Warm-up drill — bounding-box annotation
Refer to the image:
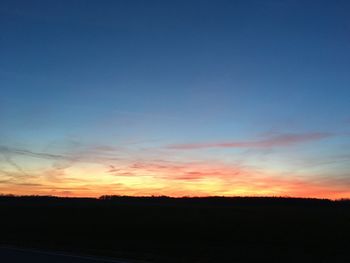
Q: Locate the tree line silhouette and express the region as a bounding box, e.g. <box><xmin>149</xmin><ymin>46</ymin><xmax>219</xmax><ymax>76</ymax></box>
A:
<box><xmin>1</xmin><ymin>194</ymin><xmax>350</xmax><ymax>262</ymax></box>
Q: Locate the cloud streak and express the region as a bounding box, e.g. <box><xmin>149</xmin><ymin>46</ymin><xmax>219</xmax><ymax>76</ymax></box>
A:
<box><xmin>167</xmin><ymin>132</ymin><xmax>332</xmax><ymax>150</ymax></box>
<box><xmin>0</xmin><ymin>145</ymin><xmax>71</xmax><ymax>161</ymax></box>
<box><xmin>0</xmin><ymin>144</ymin><xmax>122</xmax><ymax>164</ymax></box>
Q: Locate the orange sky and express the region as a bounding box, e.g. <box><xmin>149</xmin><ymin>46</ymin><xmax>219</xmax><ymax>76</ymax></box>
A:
<box><xmin>1</xmin><ymin>156</ymin><xmax>349</xmax><ymax>199</ymax></box>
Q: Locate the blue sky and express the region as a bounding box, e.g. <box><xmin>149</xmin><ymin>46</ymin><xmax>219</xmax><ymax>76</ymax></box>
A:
<box><xmin>1</xmin><ymin>0</ymin><xmax>350</xmax><ymax>197</ymax></box>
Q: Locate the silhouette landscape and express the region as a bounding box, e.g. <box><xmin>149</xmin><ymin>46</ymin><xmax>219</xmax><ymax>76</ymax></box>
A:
<box><xmin>1</xmin><ymin>195</ymin><xmax>350</xmax><ymax>262</ymax></box>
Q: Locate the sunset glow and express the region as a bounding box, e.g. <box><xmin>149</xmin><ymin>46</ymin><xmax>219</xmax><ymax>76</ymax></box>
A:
<box><xmin>1</xmin><ymin>1</ymin><xmax>349</xmax><ymax>199</ymax></box>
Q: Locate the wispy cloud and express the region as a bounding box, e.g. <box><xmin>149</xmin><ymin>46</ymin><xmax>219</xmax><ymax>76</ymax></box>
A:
<box><xmin>167</xmin><ymin>132</ymin><xmax>332</xmax><ymax>150</ymax></box>
<box><xmin>106</xmin><ymin>159</ymin><xmax>255</xmax><ymax>183</ymax></box>
<box><xmin>0</xmin><ymin>144</ymin><xmax>122</xmax><ymax>164</ymax></box>
<box><xmin>0</xmin><ymin>145</ymin><xmax>71</xmax><ymax>161</ymax></box>
<box><xmin>1</xmin><ymin>153</ymin><xmax>28</xmax><ymax>176</ymax></box>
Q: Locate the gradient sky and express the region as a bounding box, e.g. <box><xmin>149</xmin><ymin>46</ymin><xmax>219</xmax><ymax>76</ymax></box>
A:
<box><xmin>1</xmin><ymin>0</ymin><xmax>350</xmax><ymax>198</ymax></box>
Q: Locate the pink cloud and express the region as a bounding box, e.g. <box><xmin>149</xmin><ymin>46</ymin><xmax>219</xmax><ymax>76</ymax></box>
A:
<box><xmin>167</xmin><ymin>132</ymin><xmax>332</xmax><ymax>150</ymax></box>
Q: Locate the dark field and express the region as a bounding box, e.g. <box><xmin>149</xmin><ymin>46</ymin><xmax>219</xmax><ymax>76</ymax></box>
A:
<box><xmin>0</xmin><ymin>246</ymin><xmax>130</xmax><ymax>263</ymax></box>
<box><xmin>1</xmin><ymin>195</ymin><xmax>350</xmax><ymax>262</ymax></box>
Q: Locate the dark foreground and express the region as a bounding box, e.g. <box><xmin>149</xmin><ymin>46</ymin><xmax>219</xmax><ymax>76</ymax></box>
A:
<box><xmin>0</xmin><ymin>247</ymin><xmax>131</xmax><ymax>263</ymax></box>
<box><xmin>1</xmin><ymin>195</ymin><xmax>350</xmax><ymax>262</ymax></box>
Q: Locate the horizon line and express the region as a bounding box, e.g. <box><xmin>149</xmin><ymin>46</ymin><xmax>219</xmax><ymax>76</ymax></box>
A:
<box><xmin>2</xmin><ymin>193</ymin><xmax>349</xmax><ymax>201</ymax></box>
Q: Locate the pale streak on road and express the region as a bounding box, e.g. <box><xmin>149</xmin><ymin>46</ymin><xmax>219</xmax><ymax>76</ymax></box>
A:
<box><xmin>0</xmin><ymin>247</ymin><xmax>134</xmax><ymax>263</ymax></box>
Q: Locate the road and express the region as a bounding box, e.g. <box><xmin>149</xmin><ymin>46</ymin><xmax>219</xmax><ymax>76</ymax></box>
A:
<box><xmin>0</xmin><ymin>246</ymin><xmax>133</xmax><ymax>263</ymax></box>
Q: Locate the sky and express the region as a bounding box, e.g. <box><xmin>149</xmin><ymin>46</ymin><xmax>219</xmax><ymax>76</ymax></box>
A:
<box><xmin>1</xmin><ymin>0</ymin><xmax>350</xmax><ymax>198</ymax></box>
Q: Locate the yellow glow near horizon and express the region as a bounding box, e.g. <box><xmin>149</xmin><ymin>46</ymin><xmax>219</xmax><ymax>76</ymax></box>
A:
<box><xmin>1</xmin><ymin>160</ymin><xmax>349</xmax><ymax>199</ymax></box>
